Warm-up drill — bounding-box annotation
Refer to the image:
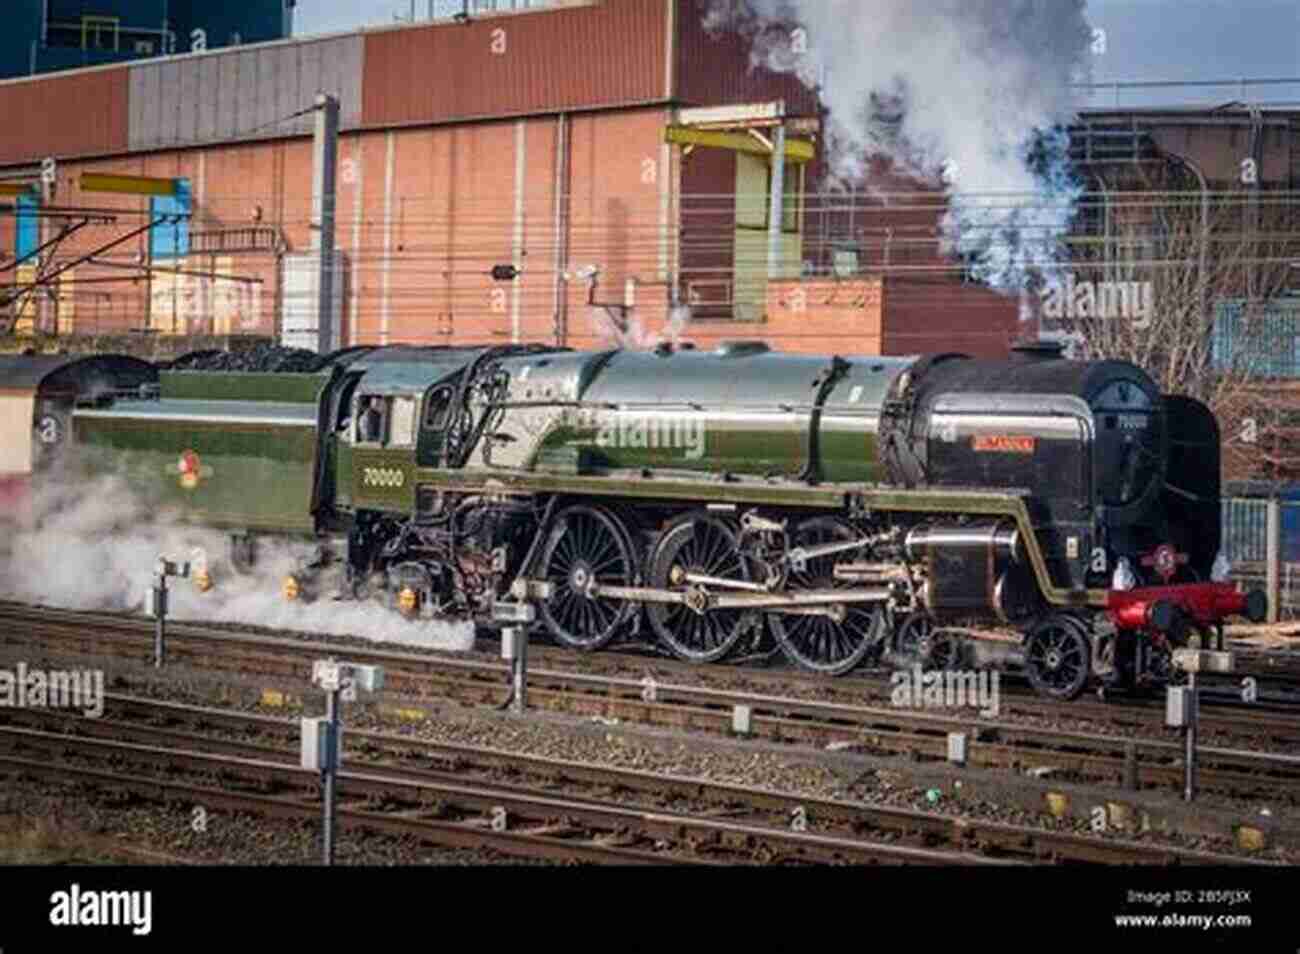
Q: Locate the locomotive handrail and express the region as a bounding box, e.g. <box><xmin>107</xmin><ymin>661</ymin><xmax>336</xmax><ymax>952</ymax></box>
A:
<box><xmin>491</xmin><ymin>400</ymin><xmax>619</xmax><ymax>411</ymax></box>
<box><xmin>573</xmin><ymin>401</ymin><xmax>877</xmax><ymax>415</ymax></box>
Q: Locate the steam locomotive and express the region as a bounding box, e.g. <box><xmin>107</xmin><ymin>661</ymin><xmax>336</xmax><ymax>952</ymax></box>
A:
<box><xmin>7</xmin><ymin>340</ymin><xmax>1267</xmax><ymax>700</ymax></box>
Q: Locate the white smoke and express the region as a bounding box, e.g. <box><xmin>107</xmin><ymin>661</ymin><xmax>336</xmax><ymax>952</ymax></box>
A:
<box><xmin>706</xmin><ymin>0</ymin><xmax>1093</xmax><ymax>290</ymax></box>
<box><xmin>589</xmin><ymin>304</ymin><xmax>694</xmax><ymax>350</ymax></box>
<box><xmin>0</xmin><ymin>463</ymin><xmax>475</xmax><ymax>651</ymax></box>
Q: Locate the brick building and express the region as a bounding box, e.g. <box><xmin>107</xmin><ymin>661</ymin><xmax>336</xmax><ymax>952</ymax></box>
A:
<box><xmin>0</xmin><ymin>0</ymin><xmax>1028</xmax><ymax>358</ymax></box>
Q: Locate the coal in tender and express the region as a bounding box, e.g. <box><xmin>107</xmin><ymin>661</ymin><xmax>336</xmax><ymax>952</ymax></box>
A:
<box><xmin>166</xmin><ymin>344</ymin><xmax>327</xmax><ymax>373</ymax></box>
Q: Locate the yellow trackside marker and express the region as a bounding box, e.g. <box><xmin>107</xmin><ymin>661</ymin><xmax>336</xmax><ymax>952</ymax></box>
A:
<box><xmin>1045</xmin><ymin>792</ymin><xmax>1069</xmax><ymax>818</ymax></box>
<box><xmin>1106</xmin><ymin>801</ymin><xmax>1134</xmax><ymax>831</ymax></box>
<box><xmin>383</xmin><ymin>707</ymin><xmax>428</xmax><ymax>723</ymax></box>
<box><xmin>397</xmin><ymin>587</ymin><xmax>418</xmax><ymax>616</ymax></box>
<box><xmin>282</xmin><ymin>576</ymin><xmax>301</xmax><ymax>601</ymax></box>
<box><xmin>193</xmin><ymin>569</ymin><xmax>213</xmax><ymax>593</ymax></box>
<box><xmin>1235</xmin><ymin>826</ymin><xmax>1266</xmax><ymax>852</ymax></box>
<box><xmin>261</xmin><ymin>689</ymin><xmax>285</xmax><ymax>708</ymax></box>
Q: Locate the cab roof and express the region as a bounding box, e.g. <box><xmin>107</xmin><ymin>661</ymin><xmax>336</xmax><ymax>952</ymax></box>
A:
<box><xmin>0</xmin><ymin>354</ymin><xmax>157</xmax><ymax>396</ymax></box>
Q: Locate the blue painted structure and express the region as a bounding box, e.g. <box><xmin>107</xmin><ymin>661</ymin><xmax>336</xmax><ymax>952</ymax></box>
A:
<box><xmin>150</xmin><ymin>178</ymin><xmax>191</xmax><ymax>259</ymax></box>
<box><xmin>0</xmin><ymin>1</ymin><xmax>292</xmax><ymax>81</ymax></box>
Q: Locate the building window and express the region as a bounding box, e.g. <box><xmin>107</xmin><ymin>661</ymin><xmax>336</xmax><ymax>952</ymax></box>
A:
<box><xmin>150</xmin><ymin>179</ymin><xmax>192</xmax><ymax>260</ymax></box>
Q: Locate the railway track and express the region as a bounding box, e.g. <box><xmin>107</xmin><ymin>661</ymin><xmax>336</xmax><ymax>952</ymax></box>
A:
<box><xmin>4</xmin><ymin>600</ymin><xmax>1298</xmax><ymax>728</ymax></box>
<box><xmin>0</xmin><ymin>695</ymin><xmax>1278</xmax><ymax>866</ymax></box>
<box><xmin>0</xmin><ymin>720</ymin><xmax>1018</xmax><ymax>866</ymax></box>
<box><xmin>2</xmin><ymin>603</ymin><xmax>1299</xmax><ymax>805</ymax></box>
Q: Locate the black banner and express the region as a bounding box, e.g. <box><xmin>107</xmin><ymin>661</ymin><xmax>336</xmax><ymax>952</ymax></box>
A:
<box><xmin>0</xmin><ymin>866</ymin><xmax>1292</xmax><ymax>949</ymax></box>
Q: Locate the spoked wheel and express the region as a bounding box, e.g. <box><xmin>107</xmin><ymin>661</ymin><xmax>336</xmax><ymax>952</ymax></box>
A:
<box><xmin>537</xmin><ymin>505</ymin><xmax>637</xmax><ymax>651</ymax></box>
<box><xmin>645</xmin><ymin>513</ymin><xmax>757</xmax><ymax>663</ymax></box>
<box><xmin>892</xmin><ymin>612</ymin><xmax>958</xmax><ymax>668</ymax></box>
<box><xmin>1023</xmin><ymin>614</ymin><xmax>1092</xmax><ymax>701</ymax></box>
<box><xmin>769</xmin><ymin>517</ymin><xmax>887</xmax><ymax>675</ymax></box>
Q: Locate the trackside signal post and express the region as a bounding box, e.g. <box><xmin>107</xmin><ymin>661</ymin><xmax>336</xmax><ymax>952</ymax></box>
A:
<box><xmin>149</xmin><ymin>557</ymin><xmax>191</xmax><ymax>668</ymax></box>
<box><xmin>148</xmin><ymin>551</ymin><xmax>211</xmax><ymax>667</ymax></box>
<box><xmin>494</xmin><ymin>594</ymin><xmax>542</xmax><ymax>713</ymax></box>
<box><xmin>1166</xmin><ymin>649</ymin><xmax>1234</xmax><ymax>802</ymax></box>
<box><xmin>304</xmin><ymin>660</ymin><xmax>385</xmax><ymax>865</ymax></box>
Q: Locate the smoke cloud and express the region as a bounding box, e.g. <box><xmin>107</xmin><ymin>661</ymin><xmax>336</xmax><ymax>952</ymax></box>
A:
<box><xmin>0</xmin><ymin>461</ymin><xmax>475</xmax><ymax>652</ymax></box>
<box><xmin>706</xmin><ymin>0</ymin><xmax>1094</xmax><ymax>290</ymax></box>
<box><xmin>589</xmin><ymin>304</ymin><xmax>694</xmax><ymax>350</ymax></box>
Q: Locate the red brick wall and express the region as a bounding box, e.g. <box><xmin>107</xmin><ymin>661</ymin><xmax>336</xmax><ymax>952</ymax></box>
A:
<box><xmin>881</xmin><ymin>277</ymin><xmax>1022</xmax><ymax>357</ymax></box>
<box><xmin>7</xmin><ymin>104</ymin><xmax>1020</xmax><ymax>361</ymax></box>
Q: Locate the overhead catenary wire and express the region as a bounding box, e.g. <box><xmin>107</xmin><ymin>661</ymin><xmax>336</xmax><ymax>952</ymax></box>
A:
<box><xmin>9</xmin><ymin>187</ymin><xmax>1298</xmax><ymax>342</ymax></box>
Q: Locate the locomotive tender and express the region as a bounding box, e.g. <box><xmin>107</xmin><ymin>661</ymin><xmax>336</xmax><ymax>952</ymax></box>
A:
<box><xmin>16</xmin><ymin>340</ymin><xmax>1267</xmax><ymax>700</ymax></box>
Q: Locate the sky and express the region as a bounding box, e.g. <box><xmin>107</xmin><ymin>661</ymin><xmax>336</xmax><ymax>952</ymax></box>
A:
<box><xmin>293</xmin><ymin>0</ymin><xmax>1300</xmax><ymax>106</ymax></box>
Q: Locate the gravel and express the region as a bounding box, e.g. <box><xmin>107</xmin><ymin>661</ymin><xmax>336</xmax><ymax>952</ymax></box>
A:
<box><xmin>70</xmin><ymin>665</ymin><xmax>1295</xmax><ymax>864</ymax></box>
<box><xmin>0</xmin><ymin>776</ymin><xmax>554</xmax><ymax>866</ymax></box>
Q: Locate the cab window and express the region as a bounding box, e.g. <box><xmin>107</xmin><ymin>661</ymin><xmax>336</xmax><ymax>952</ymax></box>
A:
<box><xmin>355</xmin><ymin>395</ymin><xmax>418</xmax><ymax>447</ymax></box>
<box><xmin>355</xmin><ymin>395</ymin><xmax>387</xmax><ymax>445</ymax></box>
<box><xmin>389</xmin><ymin>397</ymin><xmax>417</xmax><ymax>447</ymax></box>
<box><xmin>425</xmin><ymin>386</ymin><xmax>454</xmax><ymax>431</ymax></box>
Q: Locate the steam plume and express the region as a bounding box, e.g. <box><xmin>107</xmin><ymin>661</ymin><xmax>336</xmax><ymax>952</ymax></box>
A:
<box><xmin>589</xmin><ymin>304</ymin><xmax>694</xmax><ymax>350</ymax></box>
<box><xmin>0</xmin><ymin>462</ymin><xmax>475</xmax><ymax>651</ymax></box>
<box><xmin>706</xmin><ymin>0</ymin><xmax>1094</xmax><ymax>290</ymax></box>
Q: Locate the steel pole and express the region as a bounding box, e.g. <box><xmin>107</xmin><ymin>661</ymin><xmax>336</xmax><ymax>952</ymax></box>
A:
<box><xmin>311</xmin><ymin>93</ymin><xmax>340</xmax><ymax>354</ymax></box>
<box><xmin>154</xmin><ymin>574</ymin><xmax>166</xmax><ymax>668</ymax></box>
<box><xmin>767</xmin><ymin>120</ymin><xmax>787</xmax><ymax>282</ymax></box>
<box><xmin>323</xmin><ymin>687</ymin><xmax>338</xmax><ymax>865</ymax></box>
<box><xmin>513</xmin><ymin>630</ymin><xmax>527</xmax><ymax>714</ymax></box>
<box><xmin>1267</xmin><ymin>497</ymin><xmax>1281</xmax><ymax>623</ymax></box>
<box><xmin>1184</xmin><ymin>672</ymin><xmax>1197</xmax><ymax>802</ymax></box>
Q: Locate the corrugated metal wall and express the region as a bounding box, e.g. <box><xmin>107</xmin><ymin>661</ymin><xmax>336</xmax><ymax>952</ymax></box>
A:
<box><xmin>361</xmin><ymin>0</ymin><xmax>669</xmax><ymax>127</ymax></box>
<box><xmin>0</xmin><ymin>68</ymin><xmax>130</xmax><ymax>165</ymax></box>
<box><xmin>128</xmin><ymin>35</ymin><xmax>364</xmax><ymax>151</ymax></box>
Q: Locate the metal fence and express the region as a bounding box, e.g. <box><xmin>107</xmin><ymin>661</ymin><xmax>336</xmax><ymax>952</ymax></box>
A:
<box><xmin>1221</xmin><ymin>497</ymin><xmax>1270</xmax><ymax>563</ymax></box>
<box><xmin>1220</xmin><ymin>497</ymin><xmax>1300</xmax><ymax>620</ymax></box>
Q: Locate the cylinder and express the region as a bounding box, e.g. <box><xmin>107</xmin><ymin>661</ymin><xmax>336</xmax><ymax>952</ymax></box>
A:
<box><xmin>906</xmin><ymin>521</ymin><xmax>1026</xmax><ymax>617</ymax></box>
<box><xmin>905</xmin><ymin>522</ymin><xmax>1022</xmax><ymax>564</ymax></box>
<box><xmin>992</xmin><ymin>567</ymin><xmax>1038</xmax><ymax>623</ymax></box>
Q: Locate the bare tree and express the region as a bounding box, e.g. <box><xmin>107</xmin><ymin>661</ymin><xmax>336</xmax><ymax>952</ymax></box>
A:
<box><xmin>1037</xmin><ymin>164</ymin><xmax>1300</xmax><ymax>480</ymax></box>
